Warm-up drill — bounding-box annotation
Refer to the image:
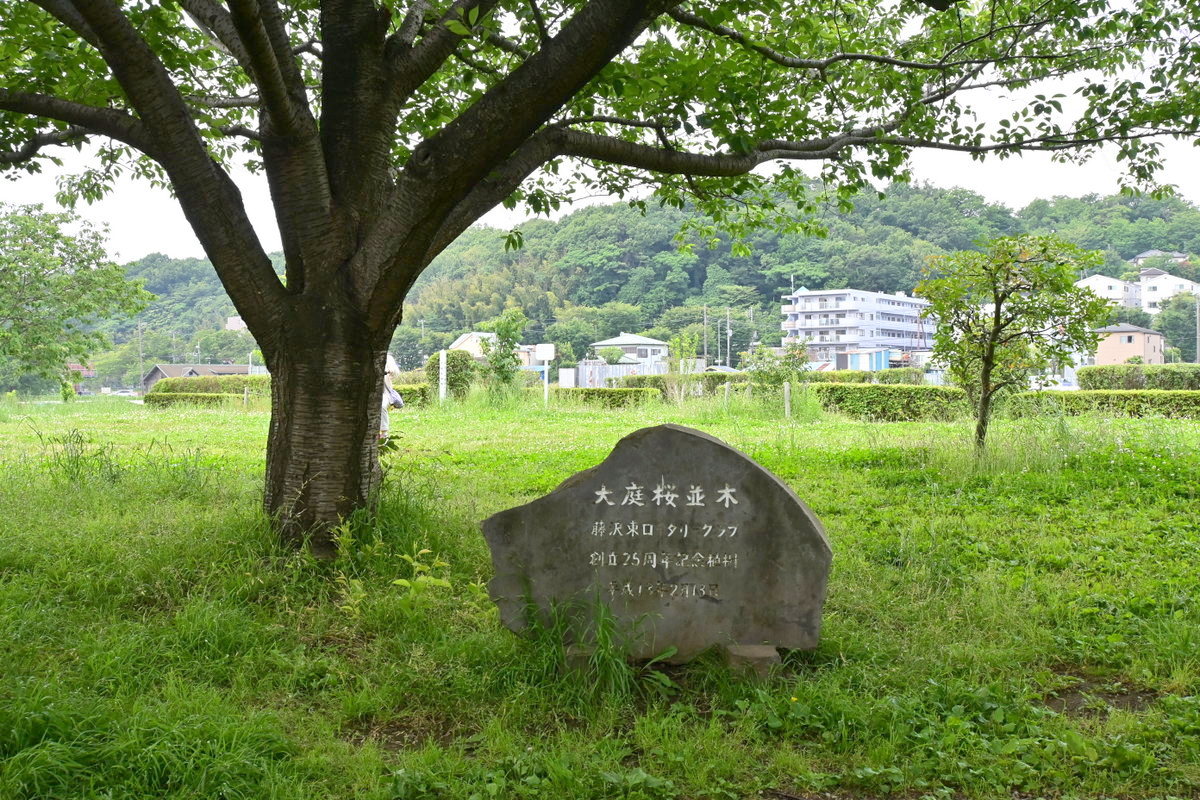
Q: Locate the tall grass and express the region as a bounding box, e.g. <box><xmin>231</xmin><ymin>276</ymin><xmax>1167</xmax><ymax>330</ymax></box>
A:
<box><xmin>0</xmin><ymin>394</ymin><xmax>1197</xmax><ymax>798</ymax></box>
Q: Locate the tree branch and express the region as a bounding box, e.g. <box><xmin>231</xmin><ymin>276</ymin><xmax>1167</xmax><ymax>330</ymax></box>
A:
<box><xmin>177</xmin><ymin>0</ymin><xmax>256</xmax><ymax>75</ymax></box>
<box><xmin>527</xmin><ymin>0</ymin><xmax>551</xmax><ymax>45</ymax></box>
<box><xmin>396</xmin><ymin>0</ymin><xmax>429</xmax><ymax>47</ymax></box>
<box><xmin>0</xmin><ymin>90</ymin><xmax>159</xmax><ymax>156</ymax></box>
<box><xmin>424</xmin><ymin>131</ymin><xmax>560</xmax><ymax>260</ymax></box>
<box><xmin>187</xmin><ymin>94</ymin><xmax>262</xmax><ymax>109</ymax></box>
<box><xmin>68</xmin><ymin>0</ymin><xmax>286</xmax><ymax>338</ymax></box>
<box><xmin>225</xmin><ymin>0</ymin><xmax>313</xmax><ymax>137</ymax></box>
<box><xmin>0</xmin><ymin>126</ymin><xmax>88</xmax><ymax>165</ymax></box>
<box><xmin>29</xmin><ymin>0</ymin><xmax>101</xmax><ymax>48</ymax></box>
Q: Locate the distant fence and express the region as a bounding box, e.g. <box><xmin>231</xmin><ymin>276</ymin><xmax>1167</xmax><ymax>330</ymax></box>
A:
<box><xmin>572</xmin><ymin>361</ymin><xmax>668</xmax><ymax>388</ymax></box>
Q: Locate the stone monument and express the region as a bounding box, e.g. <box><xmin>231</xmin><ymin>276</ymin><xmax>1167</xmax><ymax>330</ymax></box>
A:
<box><xmin>482</xmin><ymin>424</ymin><xmax>831</xmax><ymax>671</ymax></box>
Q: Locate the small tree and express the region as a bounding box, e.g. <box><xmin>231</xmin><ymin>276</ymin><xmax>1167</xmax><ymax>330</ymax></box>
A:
<box><xmin>424</xmin><ymin>350</ymin><xmax>475</xmax><ymax>400</ymax></box>
<box><xmin>664</xmin><ymin>330</ymin><xmax>700</xmax><ymax>403</ymax></box>
<box><xmin>742</xmin><ymin>343</ymin><xmax>809</xmax><ymax>390</ymax></box>
<box><xmin>479</xmin><ymin>309</ymin><xmax>529</xmax><ymax>391</ymax></box>
<box><xmin>1153</xmin><ymin>293</ymin><xmax>1199</xmax><ymax>363</ymax></box>
<box><xmin>598</xmin><ymin>347</ymin><xmax>625</xmax><ymax>366</ymax></box>
<box><xmin>780</xmin><ymin>342</ymin><xmax>811</xmax><ymax>378</ymax></box>
<box><xmin>0</xmin><ymin>205</ymin><xmax>150</xmax><ymax>393</ymax></box>
<box><xmin>915</xmin><ymin>236</ymin><xmax>1111</xmax><ymax>449</ymax></box>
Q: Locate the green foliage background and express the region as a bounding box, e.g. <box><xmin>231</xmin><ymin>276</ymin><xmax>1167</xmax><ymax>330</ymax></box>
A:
<box><xmin>16</xmin><ymin>185</ymin><xmax>1200</xmax><ymax>392</ymax></box>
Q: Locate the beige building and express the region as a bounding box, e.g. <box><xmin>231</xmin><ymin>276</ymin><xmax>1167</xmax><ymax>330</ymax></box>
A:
<box><xmin>448</xmin><ymin>331</ymin><xmax>537</xmax><ymax>366</ymax></box>
<box><xmin>1093</xmin><ymin>324</ymin><xmax>1165</xmax><ymax>365</ymax></box>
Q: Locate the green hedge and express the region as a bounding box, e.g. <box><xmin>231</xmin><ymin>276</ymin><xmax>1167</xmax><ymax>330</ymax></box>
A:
<box><xmin>811</xmin><ymin>383</ymin><xmax>967</xmax><ymax>421</ymax></box>
<box><xmin>144</xmin><ymin>392</ymin><xmax>239</xmax><ymax>408</ymax></box>
<box><xmin>1009</xmin><ymin>389</ymin><xmax>1200</xmax><ymax>419</ymax></box>
<box><xmin>618</xmin><ymin>375</ymin><xmax>668</xmax><ymax>394</ymax></box>
<box><xmin>150</xmin><ymin>374</ymin><xmax>271</xmax><ymax>395</ymax></box>
<box><xmin>618</xmin><ymin>373</ymin><xmax>751</xmax><ymax>398</ymax></box>
<box><xmin>553</xmin><ymin>387</ymin><xmax>659</xmax><ymax>407</ymax></box>
<box><xmin>802</xmin><ymin>370</ymin><xmax>874</xmax><ymax>384</ymax></box>
<box><xmin>1077</xmin><ymin>364</ymin><xmax>1200</xmax><ymax>390</ymax></box>
<box><xmin>393</xmin><ymin>382</ymin><xmax>431</xmax><ymax>406</ymax></box>
<box><xmin>873</xmin><ymin>367</ymin><xmax>925</xmax><ymax>385</ymax></box>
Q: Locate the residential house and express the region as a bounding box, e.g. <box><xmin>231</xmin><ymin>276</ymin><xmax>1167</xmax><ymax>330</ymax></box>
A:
<box><xmin>1092</xmin><ymin>324</ymin><xmax>1166</xmax><ymax>365</ymax></box>
<box><xmin>589</xmin><ymin>333</ymin><xmax>670</xmax><ymax>367</ymax></box>
<box><xmin>1138</xmin><ymin>267</ymin><xmax>1200</xmax><ymax>313</ymax></box>
<box><xmin>781</xmin><ymin>287</ymin><xmax>933</xmax><ymax>367</ymax></box>
<box><xmin>142</xmin><ymin>363</ymin><xmax>252</xmax><ymax>393</ymax></box>
<box><xmin>1130</xmin><ymin>249</ymin><xmax>1189</xmax><ymax>268</ymax></box>
<box><xmin>1074</xmin><ymin>274</ymin><xmax>1141</xmax><ymax>309</ymax></box>
<box><xmin>66</xmin><ymin>362</ymin><xmax>97</xmax><ymax>394</ymax></box>
<box><xmin>448</xmin><ymin>331</ymin><xmax>537</xmax><ymax>366</ymax></box>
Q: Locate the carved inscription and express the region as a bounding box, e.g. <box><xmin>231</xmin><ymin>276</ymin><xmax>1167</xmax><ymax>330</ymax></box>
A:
<box><xmin>584</xmin><ymin>477</ymin><xmax>744</xmax><ymax>601</ymax></box>
<box><xmin>482</xmin><ymin>424</ymin><xmax>832</xmax><ymax>662</ymax></box>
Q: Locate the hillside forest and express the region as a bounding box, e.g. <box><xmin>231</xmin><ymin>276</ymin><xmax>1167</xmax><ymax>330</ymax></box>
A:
<box><xmin>13</xmin><ymin>184</ymin><xmax>1200</xmax><ymax>391</ymax></box>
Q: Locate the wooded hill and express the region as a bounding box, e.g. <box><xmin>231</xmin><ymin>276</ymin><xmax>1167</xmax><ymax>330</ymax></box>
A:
<box><xmin>84</xmin><ymin>184</ymin><xmax>1200</xmax><ymax>382</ymax></box>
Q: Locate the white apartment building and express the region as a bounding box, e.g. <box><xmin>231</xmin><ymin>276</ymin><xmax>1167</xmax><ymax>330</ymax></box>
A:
<box><xmin>1075</xmin><ymin>274</ymin><xmax>1141</xmax><ymax>309</ymax></box>
<box><xmin>781</xmin><ymin>288</ymin><xmax>933</xmax><ymax>361</ymax></box>
<box><xmin>1140</xmin><ymin>267</ymin><xmax>1200</xmax><ymax>313</ymax></box>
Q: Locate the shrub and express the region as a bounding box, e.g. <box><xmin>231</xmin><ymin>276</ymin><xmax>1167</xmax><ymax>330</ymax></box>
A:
<box><xmin>802</xmin><ymin>369</ymin><xmax>873</xmax><ymax>384</ymax></box>
<box><xmin>393</xmin><ymin>382</ymin><xmax>431</xmax><ymax>406</ymax></box>
<box><xmin>617</xmin><ymin>373</ymin><xmax>749</xmax><ymax>398</ymax></box>
<box><xmin>1008</xmin><ymin>390</ymin><xmax>1200</xmax><ymax>419</ymax></box>
<box><xmin>1146</xmin><ymin>364</ymin><xmax>1200</xmax><ymax>390</ymax></box>
<box><xmin>425</xmin><ymin>350</ymin><xmax>475</xmax><ymax>399</ymax></box>
<box><xmin>150</xmin><ymin>374</ymin><xmax>271</xmax><ymax>395</ymax></box>
<box><xmin>1076</xmin><ymin>365</ymin><xmax>1145</xmax><ymax>390</ymax></box>
<box><xmin>698</xmin><ymin>372</ymin><xmax>750</xmax><ymax>393</ymax></box>
<box><xmin>874</xmin><ymin>367</ymin><xmax>925</xmax><ymax>385</ymax></box>
<box><xmin>1077</xmin><ymin>364</ymin><xmax>1200</xmax><ymax>390</ymax></box>
<box><xmin>144</xmin><ymin>392</ymin><xmax>238</xmax><ymax>408</ymax></box>
<box><xmin>618</xmin><ymin>374</ymin><xmax>669</xmax><ymax>396</ymax></box>
<box><xmin>811</xmin><ymin>383</ymin><xmax>967</xmax><ymax>421</ymax></box>
<box><xmin>553</xmin><ymin>387</ymin><xmax>658</xmax><ymax>407</ymax></box>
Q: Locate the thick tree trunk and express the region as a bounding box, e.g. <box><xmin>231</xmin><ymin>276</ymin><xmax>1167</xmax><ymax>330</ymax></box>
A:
<box><xmin>262</xmin><ymin>300</ymin><xmax>385</xmax><ymax>557</ymax></box>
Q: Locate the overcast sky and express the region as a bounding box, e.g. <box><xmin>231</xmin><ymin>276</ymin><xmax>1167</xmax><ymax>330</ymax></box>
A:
<box><xmin>1</xmin><ymin>138</ymin><xmax>1197</xmax><ymax>263</ymax></box>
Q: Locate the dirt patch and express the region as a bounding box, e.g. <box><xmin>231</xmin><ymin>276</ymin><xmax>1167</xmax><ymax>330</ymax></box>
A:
<box><xmin>1044</xmin><ymin>668</ymin><xmax>1159</xmax><ymax>716</ymax></box>
<box><xmin>342</xmin><ymin>711</ymin><xmax>468</xmax><ymax>751</ymax></box>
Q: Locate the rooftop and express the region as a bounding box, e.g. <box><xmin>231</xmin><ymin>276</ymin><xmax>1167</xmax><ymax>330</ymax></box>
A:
<box><xmin>591</xmin><ymin>332</ymin><xmax>669</xmax><ymax>347</ymax></box>
<box><xmin>1095</xmin><ymin>324</ymin><xmax>1162</xmax><ymax>335</ymax></box>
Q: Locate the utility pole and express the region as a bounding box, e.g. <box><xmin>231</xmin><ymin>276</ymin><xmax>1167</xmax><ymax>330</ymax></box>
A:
<box><xmin>715</xmin><ymin>313</ymin><xmax>721</xmax><ymax>366</ymax></box>
<box><xmin>136</xmin><ymin>323</ymin><xmax>144</xmax><ymax>386</ymax></box>
<box><xmin>725</xmin><ymin>307</ymin><xmax>732</xmax><ymax>366</ymax></box>
<box><xmin>703</xmin><ymin>306</ymin><xmax>708</xmax><ymax>366</ymax></box>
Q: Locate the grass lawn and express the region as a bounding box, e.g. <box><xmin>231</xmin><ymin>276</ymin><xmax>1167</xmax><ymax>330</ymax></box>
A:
<box><xmin>1</xmin><ymin>392</ymin><xmax>1198</xmax><ymax>799</ymax></box>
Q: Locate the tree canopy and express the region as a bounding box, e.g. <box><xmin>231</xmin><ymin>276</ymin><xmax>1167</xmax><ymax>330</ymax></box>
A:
<box><xmin>916</xmin><ymin>235</ymin><xmax>1112</xmax><ymax>447</ymax></box>
<box><xmin>0</xmin><ymin>204</ymin><xmax>150</xmax><ymax>387</ymax></box>
<box><xmin>4</xmin><ymin>0</ymin><xmax>1199</xmax><ymax>544</ymax></box>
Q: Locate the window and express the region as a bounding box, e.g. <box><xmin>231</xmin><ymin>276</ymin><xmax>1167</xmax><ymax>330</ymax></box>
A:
<box><xmin>637</xmin><ymin>348</ymin><xmax>648</xmax><ymax>358</ymax></box>
<box><xmin>1150</xmin><ymin>286</ymin><xmax>1158</xmax><ymax>291</ymax></box>
<box><xmin>1123</xmin><ymin>335</ymin><xmax>1134</xmax><ymax>344</ymax></box>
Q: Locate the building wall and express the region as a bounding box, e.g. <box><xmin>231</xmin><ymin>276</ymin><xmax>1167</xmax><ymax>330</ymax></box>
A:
<box><xmin>1095</xmin><ymin>332</ymin><xmax>1166</xmax><ymax>365</ymax></box>
<box><xmin>1141</xmin><ymin>273</ymin><xmax>1200</xmax><ymax>313</ymax></box>
<box><xmin>781</xmin><ymin>288</ymin><xmax>932</xmax><ymax>361</ymax></box>
<box><xmin>1076</xmin><ymin>275</ymin><xmax>1140</xmax><ymax>308</ymax></box>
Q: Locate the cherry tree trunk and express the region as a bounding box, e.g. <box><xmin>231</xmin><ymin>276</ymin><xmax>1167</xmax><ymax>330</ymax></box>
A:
<box><xmin>262</xmin><ymin>303</ymin><xmax>386</xmax><ymax>556</ymax></box>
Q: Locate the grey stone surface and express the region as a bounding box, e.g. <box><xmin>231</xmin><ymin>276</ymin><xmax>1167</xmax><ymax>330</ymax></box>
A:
<box><xmin>482</xmin><ymin>424</ymin><xmax>832</xmax><ymax>662</ymax></box>
<box><xmin>722</xmin><ymin>644</ymin><xmax>782</xmax><ymax>679</ymax></box>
